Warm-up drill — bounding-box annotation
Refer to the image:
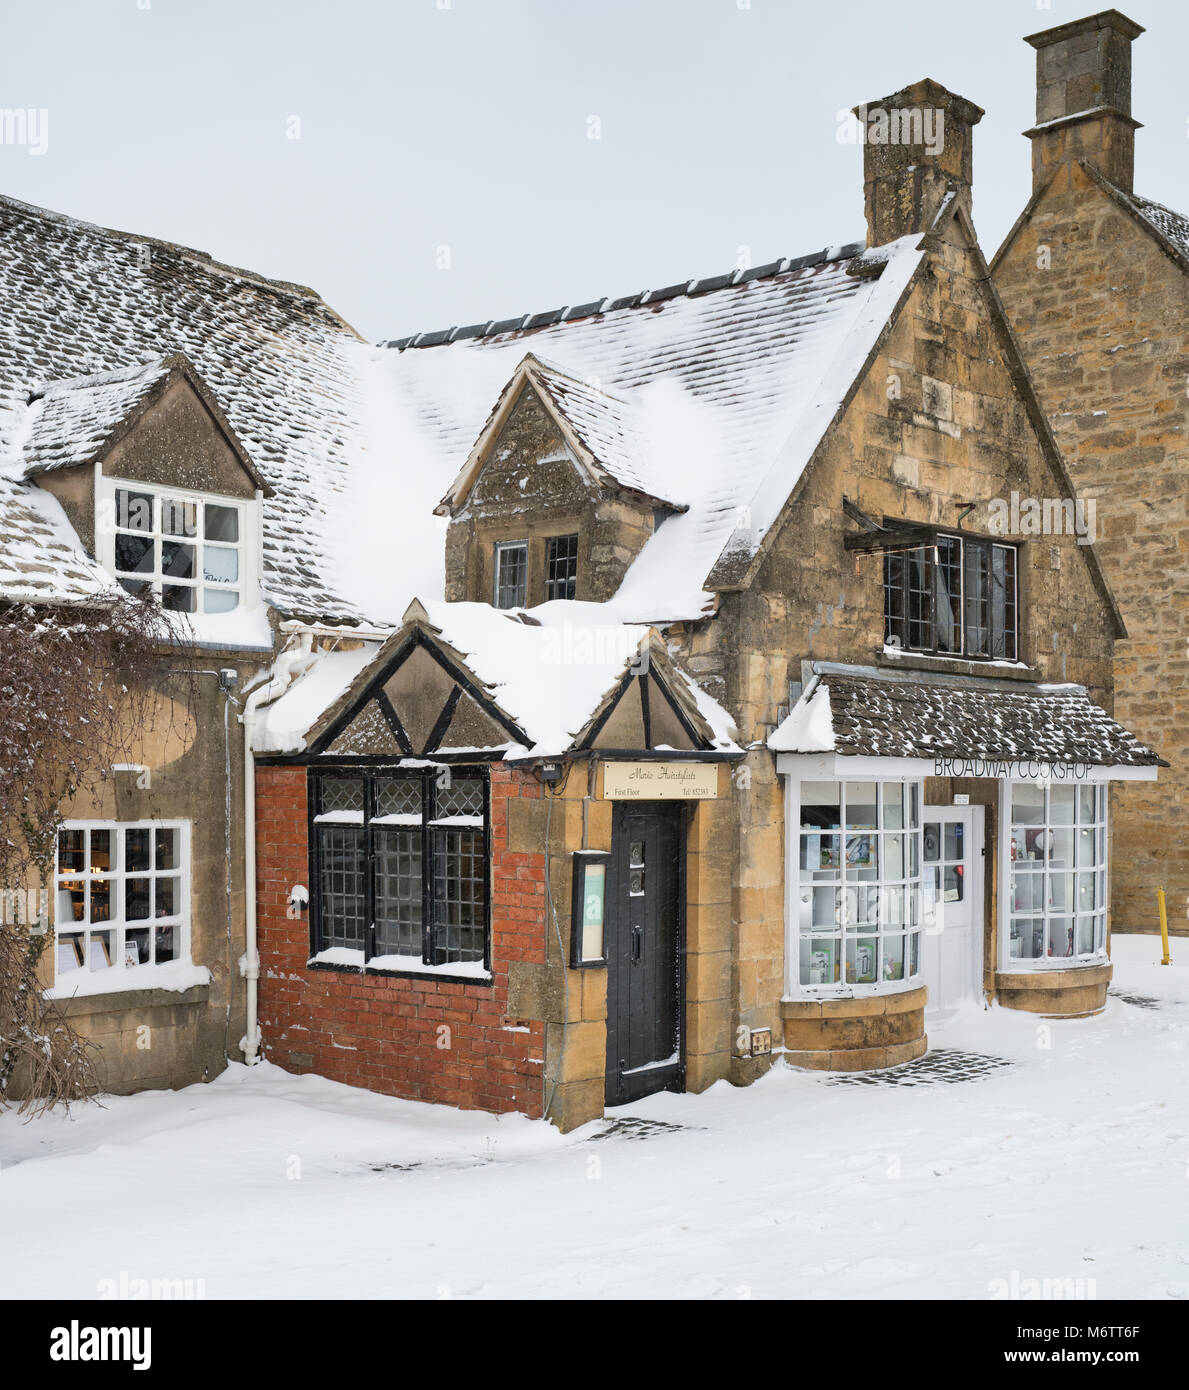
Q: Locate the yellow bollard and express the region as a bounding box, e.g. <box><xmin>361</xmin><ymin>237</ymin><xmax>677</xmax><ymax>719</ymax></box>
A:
<box><xmin>1158</xmin><ymin>887</ymin><xmax>1171</xmax><ymax>966</ymax></box>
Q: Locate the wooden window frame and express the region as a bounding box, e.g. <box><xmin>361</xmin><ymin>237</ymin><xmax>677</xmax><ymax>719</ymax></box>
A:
<box><xmin>883</xmin><ymin>531</ymin><xmax>1018</xmax><ymax>662</ymax></box>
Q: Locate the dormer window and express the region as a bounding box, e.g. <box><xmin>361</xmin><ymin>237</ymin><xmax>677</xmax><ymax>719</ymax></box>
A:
<box><xmin>102</xmin><ymin>481</ymin><xmax>247</xmax><ymax>614</ymax></box>
<box><xmin>494</xmin><ymin>540</ymin><xmax>528</xmax><ymax>609</ymax></box>
<box><xmin>545</xmin><ymin>534</ymin><xmax>579</xmax><ymax>602</ymax></box>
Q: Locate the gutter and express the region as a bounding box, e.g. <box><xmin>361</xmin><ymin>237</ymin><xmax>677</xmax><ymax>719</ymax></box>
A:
<box><xmin>238</xmin><ymin>628</ymin><xmax>314</xmax><ymax>1063</ymax></box>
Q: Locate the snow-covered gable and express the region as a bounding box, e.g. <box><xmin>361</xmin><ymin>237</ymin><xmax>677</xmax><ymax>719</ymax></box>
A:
<box><xmin>383</xmin><ymin>238</ymin><xmax>926</xmax><ymax>621</ymax></box>
<box><xmin>256</xmin><ymin>599</ymin><xmax>739</xmax><ymax>760</ymax></box>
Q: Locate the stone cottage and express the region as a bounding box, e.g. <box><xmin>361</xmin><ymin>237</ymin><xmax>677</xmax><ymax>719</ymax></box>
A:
<box><xmin>992</xmin><ymin>9</ymin><xmax>1188</xmax><ymax>938</ymax></box>
<box><xmin>249</xmin><ymin>76</ymin><xmax>1160</xmax><ymax>1132</ymax></box>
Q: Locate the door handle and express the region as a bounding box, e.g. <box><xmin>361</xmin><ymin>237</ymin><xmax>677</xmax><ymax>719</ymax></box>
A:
<box><xmin>631</xmin><ymin>925</ymin><xmax>642</xmax><ymax>964</ymax></box>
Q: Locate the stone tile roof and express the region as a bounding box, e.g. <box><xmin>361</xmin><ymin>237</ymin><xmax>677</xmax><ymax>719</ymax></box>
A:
<box><xmin>20</xmin><ymin>357</ymin><xmax>174</xmax><ymax>478</ymax></box>
<box><xmin>379</xmin><ymin>237</ymin><xmax>926</xmax><ymax>620</ymax></box>
<box><xmin>771</xmin><ymin>667</ymin><xmax>1165</xmax><ymax>767</ymax></box>
<box><xmin>0</xmin><ymin>193</ymin><xmax>370</xmax><ymax>621</ymax></box>
<box><xmin>0</xmin><ymin>472</ymin><xmax>114</xmax><ymax>603</ymax></box>
<box><xmin>1127</xmin><ymin>193</ymin><xmax>1189</xmax><ymax>265</ymax></box>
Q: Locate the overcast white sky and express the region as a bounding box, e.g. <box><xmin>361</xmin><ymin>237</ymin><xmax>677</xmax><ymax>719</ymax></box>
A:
<box><xmin>2</xmin><ymin>0</ymin><xmax>1186</xmax><ymax>342</ymax></box>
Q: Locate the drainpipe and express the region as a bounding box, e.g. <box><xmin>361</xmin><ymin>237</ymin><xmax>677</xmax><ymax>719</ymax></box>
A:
<box><xmin>239</xmin><ymin>629</ymin><xmax>314</xmax><ymax>1063</ymax></box>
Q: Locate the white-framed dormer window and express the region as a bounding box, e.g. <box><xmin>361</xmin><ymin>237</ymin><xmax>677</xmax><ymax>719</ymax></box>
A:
<box><xmin>53</xmin><ymin>821</ymin><xmax>190</xmax><ymax>983</ymax></box>
<box><xmin>97</xmin><ymin>478</ymin><xmax>256</xmax><ymax>614</ymax></box>
<box><xmin>493</xmin><ymin>540</ymin><xmax>528</xmax><ymax>610</ymax></box>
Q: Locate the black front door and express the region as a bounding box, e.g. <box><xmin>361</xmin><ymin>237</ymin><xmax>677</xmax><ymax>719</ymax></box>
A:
<box><xmin>605</xmin><ymin>801</ymin><xmax>685</xmax><ymax>1105</ymax></box>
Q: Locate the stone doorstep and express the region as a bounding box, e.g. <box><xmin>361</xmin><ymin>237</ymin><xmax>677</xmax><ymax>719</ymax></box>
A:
<box><xmin>53</xmin><ymin>985</ymin><xmax>211</xmax><ymax>1018</ymax></box>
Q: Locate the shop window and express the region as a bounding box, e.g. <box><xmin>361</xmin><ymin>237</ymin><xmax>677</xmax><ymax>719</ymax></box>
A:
<box><xmin>794</xmin><ymin>779</ymin><xmax>923</xmax><ymax>993</ymax></box>
<box><xmin>493</xmin><ymin>541</ymin><xmax>528</xmax><ymax>609</ymax></box>
<box><xmin>309</xmin><ymin>768</ymin><xmax>490</xmax><ymax>971</ymax></box>
<box><xmin>1007</xmin><ymin>782</ymin><xmax>1107</xmax><ymax>965</ymax></box>
<box><xmin>884</xmin><ymin>534</ymin><xmax>1017</xmax><ymax>661</ymax></box>
<box><xmin>545</xmin><ymin>534</ymin><xmax>579</xmax><ymax>602</ymax></box>
<box><xmin>54</xmin><ymin>822</ymin><xmax>188</xmax><ymax>982</ymax></box>
<box><xmin>103</xmin><ymin>481</ymin><xmax>246</xmax><ymax>614</ymax></box>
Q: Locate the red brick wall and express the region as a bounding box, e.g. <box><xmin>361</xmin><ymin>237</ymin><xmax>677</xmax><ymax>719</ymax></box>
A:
<box><xmin>256</xmin><ymin>762</ymin><xmax>546</xmax><ymax>1117</ymax></box>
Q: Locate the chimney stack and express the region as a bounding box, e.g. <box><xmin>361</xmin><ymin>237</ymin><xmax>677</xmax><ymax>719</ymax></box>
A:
<box><xmin>854</xmin><ymin>79</ymin><xmax>985</xmax><ymax>247</ymax></box>
<box><xmin>1024</xmin><ymin>9</ymin><xmax>1144</xmax><ymax>194</ymax></box>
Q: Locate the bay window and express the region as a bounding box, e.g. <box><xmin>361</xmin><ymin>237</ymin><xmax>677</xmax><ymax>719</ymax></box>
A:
<box><xmin>794</xmin><ymin>779</ymin><xmax>924</xmax><ymax>993</ymax></box>
<box><xmin>884</xmin><ymin>533</ymin><xmax>1017</xmax><ymax>660</ymax></box>
<box><xmin>310</xmin><ymin>767</ymin><xmax>490</xmax><ymax>973</ymax></box>
<box><xmin>54</xmin><ymin>821</ymin><xmax>188</xmax><ymax>982</ymax></box>
<box><xmin>1006</xmin><ymin>782</ymin><xmax>1107</xmax><ymax>965</ymax></box>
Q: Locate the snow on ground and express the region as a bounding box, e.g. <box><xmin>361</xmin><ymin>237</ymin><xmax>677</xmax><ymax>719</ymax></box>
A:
<box><xmin>3</xmin><ymin>936</ymin><xmax>1187</xmax><ymax>1300</ymax></box>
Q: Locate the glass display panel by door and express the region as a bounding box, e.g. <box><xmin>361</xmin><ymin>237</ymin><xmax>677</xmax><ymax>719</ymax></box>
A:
<box><xmin>797</xmin><ymin>779</ymin><xmax>923</xmax><ymax>990</ymax></box>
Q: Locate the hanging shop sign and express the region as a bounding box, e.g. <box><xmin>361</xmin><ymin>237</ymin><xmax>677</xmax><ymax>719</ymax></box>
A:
<box><xmin>602</xmin><ymin>762</ymin><xmax>719</xmax><ymax>800</ymax></box>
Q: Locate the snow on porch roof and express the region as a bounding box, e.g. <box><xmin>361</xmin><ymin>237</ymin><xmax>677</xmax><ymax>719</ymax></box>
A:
<box><xmin>769</xmin><ymin>665</ymin><xmax>1166</xmax><ymax>769</ymax></box>
<box><xmin>379</xmin><ymin>235</ymin><xmax>925</xmax><ymax>622</ymax></box>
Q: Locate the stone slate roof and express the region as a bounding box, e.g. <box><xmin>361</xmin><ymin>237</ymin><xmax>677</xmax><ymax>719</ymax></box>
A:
<box><xmin>21</xmin><ymin>357</ymin><xmax>174</xmax><ymax>478</ymax></box>
<box><xmin>0</xmin><ymin>472</ymin><xmax>114</xmax><ymax>603</ymax></box>
<box><xmin>0</xmin><ymin>193</ymin><xmax>369</xmax><ymax>620</ymax></box>
<box><xmin>772</xmin><ymin>668</ymin><xmax>1165</xmax><ymax>768</ymax></box>
<box><xmin>1126</xmin><ymin>193</ymin><xmax>1189</xmax><ymax>265</ymax></box>
<box><xmin>379</xmin><ymin>236</ymin><xmax>925</xmax><ymax>620</ymax></box>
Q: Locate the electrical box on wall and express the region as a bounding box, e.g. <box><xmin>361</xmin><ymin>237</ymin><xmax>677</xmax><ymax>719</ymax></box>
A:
<box><xmin>750</xmin><ymin>1028</ymin><xmax>772</xmax><ymax>1057</ymax></box>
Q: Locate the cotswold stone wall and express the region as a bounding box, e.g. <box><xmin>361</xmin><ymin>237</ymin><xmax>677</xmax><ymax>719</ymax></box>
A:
<box><xmin>995</xmin><ymin>159</ymin><xmax>1189</xmax><ymax>934</ymax></box>
<box><xmin>667</xmin><ymin>213</ymin><xmax>1119</xmax><ymax>1059</ymax></box>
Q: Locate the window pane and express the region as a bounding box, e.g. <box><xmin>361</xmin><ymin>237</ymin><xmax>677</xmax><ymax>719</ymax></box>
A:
<box><xmin>162</xmin><ymin>585</ymin><xmax>195</xmax><ymax>612</ymax></box>
<box><xmin>154</xmin><ymin>924</ymin><xmax>178</xmax><ymax>964</ymax></box>
<box><xmin>923</xmin><ymin>821</ymin><xmax>941</xmax><ymax>863</ymax></box>
<box><xmin>88</xmin><ymin>929</ymin><xmax>113</xmax><ymax>971</ymax></box>
<box><xmin>992</xmin><ymin>546</ymin><xmax>1017</xmax><ymax>660</ymax></box>
<box><xmin>435</xmin><ymin>777</ymin><xmax>484</xmax><ymax>819</ymax></box>
<box><xmin>944</xmin><ymin>821</ymin><xmax>963</xmax><ymax>860</ymax></box>
<box><xmin>545</xmin><ymin>534</ymin><xmax>578</xmax><ymax>602</ymax></box>
<box><xmin>907</xmin><ymin>546</ymin><xmax>931</xmax><ymax>649</ymax></box>
<box><xmin>116</xmin><ymin>489</ymin><xmax>153</xmax><ymax>532</ymax></box>
<box><xmin>125</xmin><ymin>926</ymin><xmax>150</xmax><ymax>965</ymax></box>
<box><xmin>91</xmin><ymin>829</ymin><xmax>112</xmax><ymax>872</ymax></box>
<box><xmin>59</xmin><ymin>827</ymin><xmax>86</xmax><ymax>872</ymax></box>
<box><xmin>374</xmin><ymin>829</ymin><xmax>422</xmax><ymax>958</ymax></box>
<box><xmin>203</xmin><ymin>545</ymin><xmax>238</xmax><ymax>583</ymax></box>
<box><xmin>161</xmin><ymin>498</ymin><xmax>198</xmax><ymax>538</ymax></box>
<box><xmin>318</xmin><ymin>826</ymin><xmax>365</xmax><ymax>949</ymax></box>
<box><xmin>1050</xmin><ymin>786</ymin><xmax>1076</xmax><ymax>825</ymax></box>
<box><xmin>802</xmin><ymin>937</ymin><xmax>840</xmax><ymax>986</ymax></box>
<box><xmin>1010</xmin><ymin>918</ymin><xmax>1045</xmax><ymax>960</ymax></box>
<box><xmin>847</xmin><ymin>935</ymin><xmax>879</xmax><ymax>984</ymax></box>
<box><xmin>58</xmin><ymin>931</ymin><xmax>85</xmax><ymax>973</ymax></box>
<box><xmin>155</xmin><ymin>828</ymin><xmax>177</xmax><ymax>871</ymax></box>
<box><xmin>155</xmin><ymin>877</ymin><xmax>180</xmax><ymax>919</ymax></box>
<box><xmin>800</xmin><ymin>781</ymin><xmax>841</xmax><ymax>830</ymax></box>
<box><xmin>882</xmin><ymin>783</ymin><xmax>905</xmax><ymax>829</ymax></box>
<box><xmin>205</xmin><ymin>504</ymin><xmax>239</xmax><ymax>543</ymax></box>
<box><xmin>90</xmin><ymin>878</ymin><xmax>111</xmax><ymax>923</ymax></box>
<box><xmin>161</xmin><ymin>541</ymin><xmax>195</xmax><ymax>579</ymax></box>
<box><xmin>1011</xmin><ymin>784</ymin><xmax>1045</xmax><ymax>827</ymax></box>
<box><xmin>494</xmin><ymin>543</ymin><xmax>527</xmax><ymax>610</ymax></box>
<box><xmin>963</xmin><ymin>541</ymin><xmax>991</xmax><ymax>657</ymax></box>
<box><xmin>115</xmin><ymin>533</ymin><xmax>154</xmax><ymax>574</ymax></box>
<box><xmin>845</xmin><ymin>783</ymin><xmax>878</xmax><ymax>830</ymax></box>
<box><xmin>433</xmin><ymin>828</ymin><xmax>486</xmax><ymax>964</ymax></box>
<box><xmin>1048</xmin><ymin>918</ymin><xmax>1074</xmax><ymax>959</ymax></box>
<box><xmin>321</xmin><ymin>778</ymin><xmax>364</xmax><ymax>814</ymax></box>
<box><xmin>125</xmin><ymin>877</ymin><xmax>151</xmax><ymax>922</ymax></box>
<box><xmin>376</xmin><ymin>777</ymin><xmax>422</xmax><ymax>819</ymax></box>
<box><xmin>883</xmin><ymin>551</ymin><xmax>907</xmax><ymax>649</ymax></box>
<box><xmin>934</xmin><ymin>537</ymin><xmax>961</xmax><ymax>653</ymax></box>
<box><xmin>125</xmin><ymin>829</ymin><xmax>151</xmax><ymax>872</ymax></box>
<box><xmin>204</xmin><ymin>588</ymin><xmax>239</xmax><ymax>613</ymax></box>
<box><xmin>881</xmin><ymin>934</ymin><xmax>906</xmax><ymax>981</ymax></box>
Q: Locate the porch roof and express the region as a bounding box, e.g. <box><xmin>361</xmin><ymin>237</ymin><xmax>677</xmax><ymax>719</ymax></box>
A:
<box><xmin>769</xmin><ymin>664</ymin><xmax>1166</xmax><ymax>770</ymax></box>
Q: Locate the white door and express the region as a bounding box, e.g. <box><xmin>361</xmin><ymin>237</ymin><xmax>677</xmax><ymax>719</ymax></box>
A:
<box><xmin>922</xmin><ymin>805</ymin><xmax>984</xmax><ymax>1015</ymax></box>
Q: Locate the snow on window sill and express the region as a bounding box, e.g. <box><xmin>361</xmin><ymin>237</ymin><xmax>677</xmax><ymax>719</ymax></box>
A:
<box><xmin>307</xmin><ymin>948</ymin><xmax>491</xmax><ymax>983</ymax></box>
<box><xmin>1000</xmin><ymin>953</ymin><xmax>1110</xmax><ymax>974</ymax></box>
<box><xmin>783</xmin><ymin>976</ymin><xmax>924</xmax><ymax>1003</ymax></box>
<box><xmin>313</xmin><ymin>811</ymin><xmax>365</xmax><ymax>826</ymax></box>
<box><xmin>45</xmin><ymin>960</ymin><xmax>210</xmax><ymax>1000</ymax></box>
<box><xmin>427</xmin><ymin>815</ymin><xmax>484</xmax><ymax>829</ymax></box>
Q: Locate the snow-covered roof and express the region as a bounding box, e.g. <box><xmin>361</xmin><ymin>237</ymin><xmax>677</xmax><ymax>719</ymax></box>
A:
<box><xmin>770</xmin><ymin>665</ymin><xmax>1166</xmax><ymax>768</ymax></box>
<box><xmin>255</xmin><ymin>599</ymin><xmax>740</xmax><ymax>760</ymax></box>
<box><xmin>0</xmin><ymin>472</ymin><xmax>115</xmax><ymax>603</ymax></box>
<box><xmin>1125</xmin><ymin>193</ymin><xmax>1189</xmax><ymax>265</ymax></box>
<box><xmin>381</xmin><ymin>237</ymin><xmax>926</xmax><ymax>621</ymax></box>
<box><xmin>0</xmin><ymin>193</ymin><xmax>372</xmax><ymax>621</ymax></box>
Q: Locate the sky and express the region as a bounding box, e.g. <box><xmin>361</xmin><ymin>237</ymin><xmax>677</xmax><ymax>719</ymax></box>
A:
<box><xmin>1</xmin><ymin>0</ymin><xmax>1186</xmax><ymax>343</ymax></box>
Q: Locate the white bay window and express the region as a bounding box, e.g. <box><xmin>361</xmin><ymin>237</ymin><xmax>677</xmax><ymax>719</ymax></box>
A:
<box><xmin>793</xmin><ymin>779</ymin><xmax>924</xmax><ymax>994</ymax></box>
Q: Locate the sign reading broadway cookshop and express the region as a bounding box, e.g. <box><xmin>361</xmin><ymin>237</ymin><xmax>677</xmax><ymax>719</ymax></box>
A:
<box><xmin>934</xmin><ymin>758</ymin><xmax>1095</xmax><ymax>781</ymax></box>
<box><xmin>603</xmin><ymin>762</ymin><xmax>719</xmax><ymax>800</ymax></box>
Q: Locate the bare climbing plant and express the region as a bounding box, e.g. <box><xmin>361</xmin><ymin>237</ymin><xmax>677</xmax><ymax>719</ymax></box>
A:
<box><xmin>0</xmin><ymin>595</ymin><xmax>197</xmax><ymax>1115</ymax></box>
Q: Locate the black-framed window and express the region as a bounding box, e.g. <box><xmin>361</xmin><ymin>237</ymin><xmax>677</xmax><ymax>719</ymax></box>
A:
<box><xmin>545</xmin><ymin>534</ymin><xmax>579</xmax><ymax>602</ymax></box>
<box><xmin>494</xmin><ymin>541</ymin><xmax>528</xmax><ymax>609</ymax></box>
<box><xmin>309</xmin><ymin>767</ymin><xmax>490</xmax><ymax>971</ymax></box>
<box><xmin>884</xmin><ymin>534</ymin><xmax>1017</xmax><ymax>661</ymax></box>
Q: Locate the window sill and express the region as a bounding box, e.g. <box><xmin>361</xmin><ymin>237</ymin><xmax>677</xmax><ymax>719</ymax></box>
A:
<box><xmin>782</xmin><ymin>977</ymin><xmax>925</xmax><ymax>1004</ymax></box>
<box><xmin>306</xmin><ymin>950</ymin><xmax>493</xmax><ymax>988</ymax></box>
<box><xmin>879</xmin><ymin>646</ymin><xmax>1039</xmax><ymax>681</ymax></box>
<box><xmin>999</xmin><ymin>955</ymin><xmax>1110</xmax><ymax>975</ymax></box>
<box><xmin>45</xmin><ymin>962</ymin><xmax>211</xmax><ymax>1008</ymax></box>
